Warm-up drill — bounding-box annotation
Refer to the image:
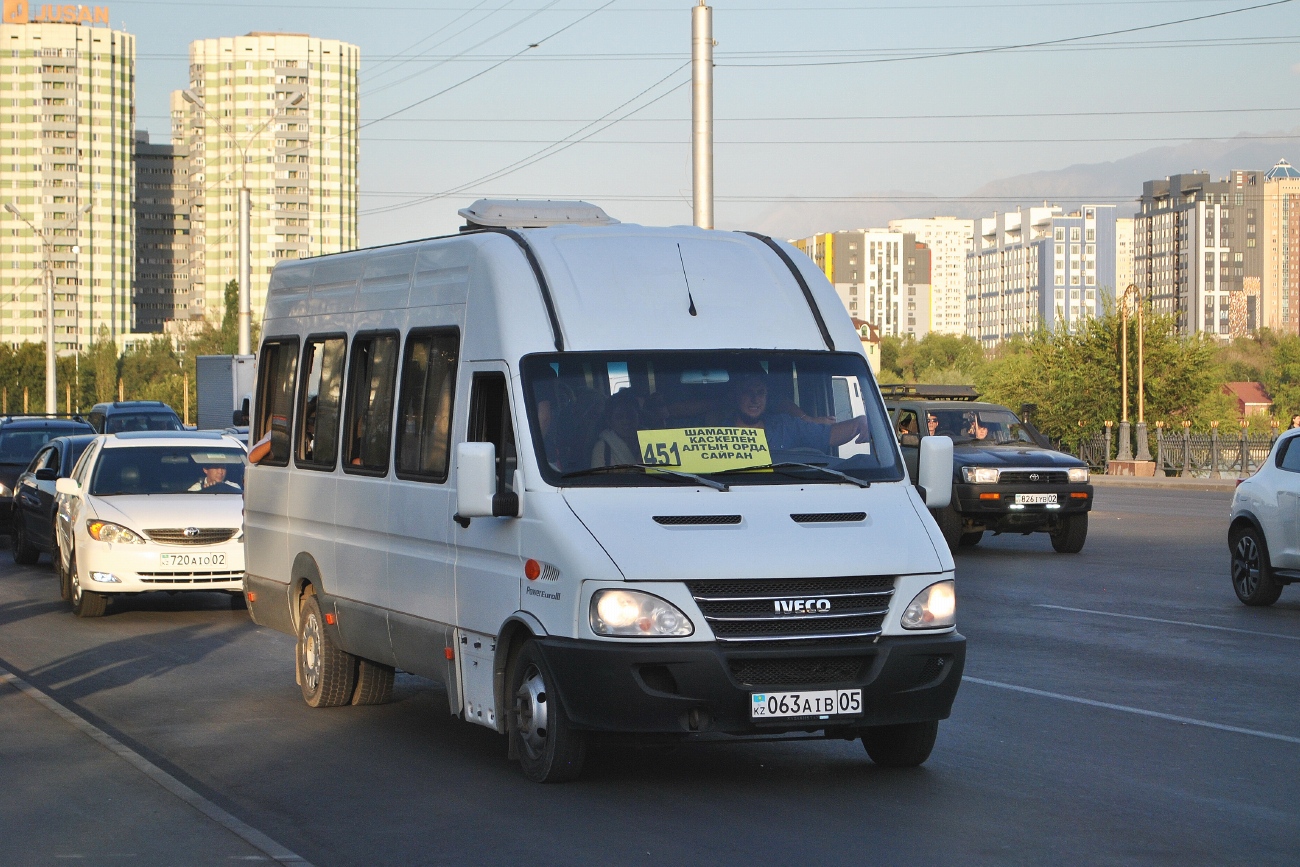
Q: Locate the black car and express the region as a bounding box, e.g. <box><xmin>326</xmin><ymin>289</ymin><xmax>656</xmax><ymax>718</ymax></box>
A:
<box><xmin>0</xmin><ymin>415</ymin><xmax>96</xmax><ymax>533</ymax></box>
<box><xmin>11</xmin><ymin>433</ymin><xmax>98</xmax><ymax>567</ymax></box>
<box><xmin>883</xmin><ymin>385</ymin><xmax>1094</xmax><ymax>553</ymax></box>
<box><xmin>86</xmin><ymin>401</ymin><xmax>183</xmax><ymax>434</ymax></box>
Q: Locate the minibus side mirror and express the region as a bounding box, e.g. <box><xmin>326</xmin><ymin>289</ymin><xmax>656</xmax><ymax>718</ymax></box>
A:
<box><xmin>56</xmin><ymin>477</ymin><xmax>81</xmax><ymax>497</ymax></box>
<box><xmin>455</xmin><ymin>442</ymin><xmax>521</xmax><ymax>523</ymax></box>
<box><xmin>917</xmin><ymin>435</ymin><xmax>953</xmax><ymax>510</ymax></box>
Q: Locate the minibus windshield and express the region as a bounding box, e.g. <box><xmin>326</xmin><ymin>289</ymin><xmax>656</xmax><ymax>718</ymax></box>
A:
<box><xmin>521</xmin><ymin>351</ymin><xmax>904</xmax><ymax>487</ymax></box>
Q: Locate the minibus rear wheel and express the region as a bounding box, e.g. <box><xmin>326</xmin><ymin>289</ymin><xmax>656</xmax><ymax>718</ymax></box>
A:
<box><xmin>297</xmin><ymin>593</ymin><xmax>357</xmax><ymax>708</ymax></box>
<box><xmin>861</xmin><ymin>720</ymin><xmax>938</xmax><ymax>768</ymax></box>
<box><xmin>508</xmin><ymin>640</ymin><xmax>586</xmax><ymax>783</ymax></box>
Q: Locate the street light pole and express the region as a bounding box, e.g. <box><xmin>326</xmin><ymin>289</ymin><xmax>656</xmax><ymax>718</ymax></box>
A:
<box><xmin>691</xmin><ymin>1</ymin><xmax>713</xmax><ymax>230</ymax></box>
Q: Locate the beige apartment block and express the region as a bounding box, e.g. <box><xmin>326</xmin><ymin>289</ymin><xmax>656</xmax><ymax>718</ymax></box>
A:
<box><xmin>1262</xmin><ymin>159</ymin><xmax>1300</xmax><ymax>335</ymax></box>
<box><xmin>0</xmin><ymin>19</ymin><xmax>134</xmax><ymax>351</ymax></box>
<box><xmin>887</xmin><ymin>217</ymin><xmax>973</xmax><ymax>336</ymax></box>
<box><xmin>1116</xmin><ymin>217</ymin><xmax>1133</xmax><ymax>294</ymax></box>
<box><xmin>173</xmin><ymin>32</ymin><xmax>358</xmax><ymax>326</ymax></box>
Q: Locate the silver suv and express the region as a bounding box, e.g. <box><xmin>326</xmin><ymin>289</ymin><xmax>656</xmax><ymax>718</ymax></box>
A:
<box><xmin>1229</xmin><ymin>428</ymin><xmax>1300</xmax><ymax>606</ymax></box>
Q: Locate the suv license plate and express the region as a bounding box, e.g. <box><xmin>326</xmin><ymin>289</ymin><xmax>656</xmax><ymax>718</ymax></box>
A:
<box><xmin>751</xmin><ymin>689</ymin><xmax>862</xmax><ymax>719</ymax></box>
<box><xmin>1015</xmin><ymin>493</ymin><xmax>1058</xmax><ymax>505</ymax></box>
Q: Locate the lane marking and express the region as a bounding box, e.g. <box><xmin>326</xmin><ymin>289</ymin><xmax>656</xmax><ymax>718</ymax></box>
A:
<box><xmin>0</xmin><ymin>667</ymin><xmax>313</xmax><ymax>866</ymax></box>
<box><xmin>1036</xmin><ymin>604</ymin><xmax>1300</xmax><ymax>642</ymax></box>
<box><xmin>963</xmin><ymin>676</ymin><xmax>1300</xmax><ymax>745</ymax></box>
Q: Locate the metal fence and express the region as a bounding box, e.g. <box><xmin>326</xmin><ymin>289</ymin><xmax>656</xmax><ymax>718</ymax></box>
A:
<box><xmin>1062</xmin><ymin>425</ymin><xmax>1282</xmax><ymax>478</ymax></box>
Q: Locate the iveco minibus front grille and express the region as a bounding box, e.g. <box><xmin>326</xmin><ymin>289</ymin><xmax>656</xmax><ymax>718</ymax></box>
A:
<box><xmin>687</xmin><ymin>576</ymin><xmax>894</xmax><ymax>643</ymax></box>
<box><xmin>144</xmin><ymin>528</ymin><xmax>238</xmax><ymax>546</ymax></box>
<box><xmin>728</xmin><ymin>656</ymin><xmax>867</xmax><ymax>686</ymax></box>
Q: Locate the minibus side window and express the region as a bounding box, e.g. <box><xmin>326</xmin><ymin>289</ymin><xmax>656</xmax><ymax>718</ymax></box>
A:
<box><xmin>342</xmin><ymin>332</ymin><xmax>399</xmax><ymax>475</ymax></box>
<box><xmin>254</xmin><ymin>338</ymin><xmax>300</xmax><ymax>467</ymax></box>
<box><xmin>467</xmin><ymin>373</ymin><xmax>516</xmax><ymax>495</ymax></box>
<box><xmin>396</xmin><ymin>329</ymin><xmax>459</xmax><ymax>483</ymax></box>
<box><xmin>295</xmin><ymin>335</ymin><xmax>347</xmax><ymax>471</ymax></box>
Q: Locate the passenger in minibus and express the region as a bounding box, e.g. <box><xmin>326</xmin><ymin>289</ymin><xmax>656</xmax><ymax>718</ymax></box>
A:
<box><xmin>729</xmin><ymin>373</ymin><xmax>872</xmax><ymax>454</ymax></box>
<box><xmin>590</xmin><ymin>389</ymin><xmax>642</xmax><ymax>467</ymax></box>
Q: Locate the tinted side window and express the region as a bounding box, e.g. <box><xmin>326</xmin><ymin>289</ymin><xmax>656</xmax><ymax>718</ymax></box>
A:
<box><xmin>343</xmin><ymin>333</ymin><xmax>399</xmax><ymax>474</ymax></box>
<box><xmin>1279</xmin><ymin>437</ymin><xmax>1300</xmax><ymax>473</ymax></box>
<box><xmin>254</xmin><ymin>339</ymin><xmax>300</xmax><ymax>467</ymax></box>
<box><xmin>296</xmin><ymin>336</ymin><xmax>347</xmax><ymax>470</ymax></box>
<box><xmin>87</xmin><ymin>412</ymin><xmax>104</xmax><ymax>433</ymax></box>
<box><xmin>468</xmin><ymin>372</ymin><xmax>516</xmax><ymax>495</ymax></box>
<box><xmin>72</xmin><ymin>442</ymin><xmax>99</xmax><ymax>485</ymax></box>
<box><xmin>396</xmin><ymin>330</ymin><xmax>459</xmax><ymax>482</ymax></box>
<box><xmin>27</xmin><ymin>447</ymin><xmax>53</xmax><ymax>473</ymax></box>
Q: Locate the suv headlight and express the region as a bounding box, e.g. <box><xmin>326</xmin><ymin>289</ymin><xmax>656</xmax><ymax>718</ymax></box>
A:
<box><xmin>961</xmin><ymin>467</ymin><xmax>999</xmax><ymax>484</ymax></box>
<box><xmin>590</xmin><ymin>589</ymin><xmax>694</xmax><ymax>637</ymax></box>
<box><xmin>87</xmin><ymin>520</ymin><xmax>146</xmax><ymax>544</ymax></box>
<box><xmin>1068</xmin><ymin>467</ymin><xmax>1089</xmax><ymax>483</ymax></box>
<box><xmin>901</xmin><ymin>580</ymin><xmax>956</xmax><ymax>630</ymax></box>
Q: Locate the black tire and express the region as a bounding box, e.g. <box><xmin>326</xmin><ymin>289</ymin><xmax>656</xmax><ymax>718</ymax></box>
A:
<box><xmin>297</xmin><ymin>593</ymin><xmax>356</xmax><ymax>708</ymax></box>
<box><xmin>11</xmin><ymin>515</ymin><xmax>39</xmax><ymax>565</ymax></box>
<box><xmin>1231</xmin><ymin>524</ymin><xmax>1283</xmax><ymax>607</ymax></box>
<box><xmin>862</xmin><ymin>720</ymin><xmax>938</xmax><ymax>768</ymax></box>
<box><xmin>352</xmin><ymin>658</ymin><xmax>395</xmax><ymax>706</ymax></box>
<box><xmin>508</xmin><ymin>640</ymin><xmax>586</xmax><ymax>783</ymax></box>
<box><xmin>958</xmin><ymin>531</ymin><xmax>983</xmax><ymax>548</ymax></box>
<box><xmin>1050</xmin><ymin>513</ymin><xmax>1088</xmax><ymax>554</ymax></box>
<box><xmin>68</xmin><ymin>554</ymin><xmax>107</xmax><ymax>618</ymax></box>
<box><xmin>54</xmin><ymin>532</ymin><xmax>70</xmax><ymax>601</ymax></box>
<box><xmin>932</xmin><ymin>502</ymin><xmax>963</xmax><ymax>552</ymax></box>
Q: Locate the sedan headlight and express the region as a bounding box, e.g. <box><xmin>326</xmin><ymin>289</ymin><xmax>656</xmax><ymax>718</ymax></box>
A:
<box><xmin>87</xmin><ymin>520</ymin><xmax>146</xmax><ymax>544</ymax></box>
<box><xmin>901</xmin><ymin>580</ymin><xmax>956</xmax><ymax>630</ymax></box>
<box><xmin>961</xmin><ymin>466</ymin><xmax>999</xmax><ymax>484</ymax></box>
<box><xmin>1068</xmin><ymin>467</ymin><xmax>1090</xmax><ymax>483</ymax></box>
<box><xmin>590</xmin><ymin>589</ymin><xmax>694</xmax><ymax>637</ymax></box>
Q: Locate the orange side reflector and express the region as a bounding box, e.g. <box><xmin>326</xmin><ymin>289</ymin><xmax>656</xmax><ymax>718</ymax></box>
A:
<box><xmin>246</xmin><ymin>591</ymin><xmax>257</xmax><ymax>603</ymax></box>
<box><xmin>524</xmin><ymin>558</ymin><xmax>541</xmax><ymax>581</ymax></box>
<box><xmin>324</xmin><ymin>613</ymin><xmax>336</xmax><ymax>625</ymax></box>
<box><xmin>979</xmin><ymin>492</ymin><xmax>1000</xmax><ymax>500</ymax></box>
<box><xmin>444</xmin><ymin>647</ymin><xmax>455</xmax><ymax>660</ymax></box>
<box><xmin>1070</xmin><ymin>492</ymin><xmax>1089</xmax><ymax>499</ymax></box>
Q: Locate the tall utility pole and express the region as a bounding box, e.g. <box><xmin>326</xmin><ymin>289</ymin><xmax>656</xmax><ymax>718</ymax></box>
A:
<box><xmin>1117</xmin><ymin>284</ymin><xmax>1150</xmax><ymax>463</ymax></box>
<box><xmin>692</xmin><ymin>1</ymin><xmax>713</xmax><ymax>229</ymax></box>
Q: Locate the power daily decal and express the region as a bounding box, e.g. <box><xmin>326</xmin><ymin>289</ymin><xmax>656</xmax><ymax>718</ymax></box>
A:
<box><xmin>636</xmin><ymin>427</ymin><xmax>770</xmax><ymax>474</ymax></box>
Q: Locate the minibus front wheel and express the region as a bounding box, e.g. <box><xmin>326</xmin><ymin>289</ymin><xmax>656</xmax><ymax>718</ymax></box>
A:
<box><xmin>861</xmin><ymin>719</ymin><xmax>938</xmax><ymax>768</ymax></box>
<box><xmin>508</xmin><ymin>640</ymin><xmax>586</xmax><ymax>783</ymax></box>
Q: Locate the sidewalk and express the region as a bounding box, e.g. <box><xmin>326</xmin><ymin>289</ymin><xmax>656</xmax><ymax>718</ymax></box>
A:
<box><xmin>1090</xmin><ymin>473</ymin><xmax>1239</xmax><ymax>493</ymax></box>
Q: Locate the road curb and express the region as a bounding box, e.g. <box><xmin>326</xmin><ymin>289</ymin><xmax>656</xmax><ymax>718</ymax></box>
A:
<box><xmin>1090</xmin><ymin>474</ymin><xmax>1239</xmax><ymax>493</ymax></box>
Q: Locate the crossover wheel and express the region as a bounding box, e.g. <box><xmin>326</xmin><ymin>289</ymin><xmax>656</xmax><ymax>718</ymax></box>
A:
<box><xmin>509</xmin><ymin>640</ymin><xmax>586</xmax><ymax>783</ymax></box>
<box><xmin>297</xmin><ymin>593</ymin><xmax>356</xmax><ymax>707</ymax></box>
<box><xmin>1231</xmin><ymin>525</ymin><xmax>1283</xmax><ymax>607</ymax></box>
<box><xmin>1050</xmin><ymin>513</ymin><xmax>1088</xmax><ymax>554</ymax></box>
<box><xmin>11</xmin><ymin>516</ymin><xmax>39</xmax><ymax>565</ymax></box>
<box><xmin>861</xmin><ymin>720</ymin><xmax>938</xmax><ymax>768</ymax></box>
<box><xmin>69</xmin><ymin>553</ymin><xmax>107</xmax><ymax>618</ymax></box>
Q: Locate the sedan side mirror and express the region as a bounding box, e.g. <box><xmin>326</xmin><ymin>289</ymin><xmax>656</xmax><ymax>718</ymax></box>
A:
<box><xmin>917</xmin><ymin>435</ymin><xmax>953</xmax><ymax>510</ymax></box>
<box><xmin>35</xmin><ymin>468</ymin><xmax>58</xmax><ymax>482</ymax></box>
<box><xmin>55</xmin><ymin>477</ymin><xmax>81</xmax><ymax>496</ymax></box>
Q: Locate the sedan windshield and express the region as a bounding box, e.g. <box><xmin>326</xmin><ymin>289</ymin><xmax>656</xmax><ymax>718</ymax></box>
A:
<box><xmin>522</xmin><ymin>350</ymin><xmax>903</xmax><ymax>487</ymax></box>
<box><xmin>927</xmin><ymin>408</ymin><xmax>1038</xmax><ymax>445</ymax></box>
<box><xmin>90</xmin><ymin>447</ymin><xmax>246</xmax><ymax>496</ymax></box>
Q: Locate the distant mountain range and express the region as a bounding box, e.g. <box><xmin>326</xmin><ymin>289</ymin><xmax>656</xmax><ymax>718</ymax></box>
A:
<box><xmin>747</xmin><ymin>128</ymin><xmax>1299</xmax><ymax>240</ymax></box>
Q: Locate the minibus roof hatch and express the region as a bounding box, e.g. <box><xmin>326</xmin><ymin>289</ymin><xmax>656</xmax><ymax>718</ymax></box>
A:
<box><xmin>458</xmin><ymin>199</ymin><xmax>619</xmax><ymax>230</ymax></box>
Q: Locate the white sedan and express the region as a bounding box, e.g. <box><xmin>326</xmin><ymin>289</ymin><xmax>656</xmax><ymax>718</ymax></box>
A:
<box><xmin>1229</xmin><ymin>428</ymin><xmax>1300</xmax><ymax>606</ymax></box>
<box><xmin>55</xmin><ymin>431</ymin><xmax>248</xmax><ymax>617</ymax></box>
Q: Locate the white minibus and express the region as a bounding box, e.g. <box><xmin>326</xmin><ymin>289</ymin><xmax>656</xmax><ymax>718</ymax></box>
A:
<box><xmin>245</xmin><ymin>200</ymin><xmax>963</xmax><ymax>782</ymax></box>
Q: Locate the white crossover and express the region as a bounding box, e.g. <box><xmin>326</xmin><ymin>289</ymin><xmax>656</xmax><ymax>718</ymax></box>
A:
<box><xmin>1229</xmin><ymin>427</ymin><xmax>1300</xmax><ymax>606</ymax></box>
<box><xmin>55</xmin><ymin>431</ymin><xmax>248</xmax><ymax>617</ymax></box>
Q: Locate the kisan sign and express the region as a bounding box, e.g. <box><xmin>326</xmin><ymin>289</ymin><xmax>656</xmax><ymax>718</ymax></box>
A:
<box><xmin>3</xmin><ymin>1</ymin><xmax>110</xmax><ymax>24</ymax></box>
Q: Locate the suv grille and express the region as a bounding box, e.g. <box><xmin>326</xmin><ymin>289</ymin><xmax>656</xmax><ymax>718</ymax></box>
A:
<box><xmin>687</xmin><ymin>576</ymin><xmax>894</xmax><ymax>643</ymax></box>
<box><xmin>998</xmin><ymin>470</ymin><xmax>1068</xmax><ymax>484</ymax></box>
<box><xmin>728</xmin><ymin>656</ymin><xmax>867</xmax><ymax>686</ymax></box>
<box><xmin>144</xmin><ymin>528</ymin><xmax>237</xmax><ymax>546</ymax></box>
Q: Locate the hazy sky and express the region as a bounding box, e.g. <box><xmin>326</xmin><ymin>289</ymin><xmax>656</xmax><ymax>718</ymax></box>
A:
<box><xmin>117</xmin><ymin>0</ymin><xmax>1300</xmax><ymax>243</ymax></box>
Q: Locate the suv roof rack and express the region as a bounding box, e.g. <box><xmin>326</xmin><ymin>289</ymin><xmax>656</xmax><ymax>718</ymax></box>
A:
<box><xmin>0</xmin><ymin>413</ymin><xmax>87</xmax><ymax>422</ymax></box>
<box><xmin>879</xmin><ymin>384</ymin><xmax>980</xmax><ymax>401</ymax></box>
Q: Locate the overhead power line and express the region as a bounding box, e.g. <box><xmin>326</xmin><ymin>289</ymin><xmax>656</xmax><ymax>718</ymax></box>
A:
<box><xmin>358</xmin><ymin>133</ymin><xmax>1300</xmax><ymax>145</ymax></box>
<box><xmin>106</xmin><ymin>0</ymin><xmax>1265</xmax><ymax>11</ymax></box>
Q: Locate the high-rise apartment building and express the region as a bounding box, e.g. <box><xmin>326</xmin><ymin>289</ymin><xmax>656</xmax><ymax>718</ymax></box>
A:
<box><xmin>1134</xmin><ymin>170</ymin><xmax>1263</xmax><ymax>337</ymax></box>
<box><xmin>1116</xmin><ymin>217</ymin><xmax>1134</xmax><ymax>293</ymax></box>
<box><xmin>887</xmin><ymin>217</ymin><xmax>972</xmax><ymax>336</ymax></box>
<box><xmin>793</xmin><ymin>229</ymin><xmax>931</xmax><ymax>338</ymax></box>
<box><xmin>966</xmin><ymin>205</ymin><xmax>1119</xmax><ymax>347</ymax></box>
<box><xmin>1263</xmin><ymin>159</ymin><xmax>1300</xmax><ymax>335</ymax></box>
<box><xmin>172</xmin><ymin>32</ymin><xmax>359</xmax><ymax>326</ymax></box>
<box><xmin>0</xmin><ymin>14</ymin><xmax>135</xmax><ymax>350</ymax></box>
<box><xmin>133</xmin><ymin>130</ymin><xmax>192</xmax><ymax>331</ymax></box>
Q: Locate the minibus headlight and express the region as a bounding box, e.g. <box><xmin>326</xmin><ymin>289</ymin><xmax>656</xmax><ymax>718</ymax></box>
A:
<box><xmin>87</xmin><ymin>520</ymin><xmax>145</xmax><ymax>544</ymax></box>
<box><xmin>1068</xmin><ymin>467</ymin><xmax>1090</xmax><ymax>483</ymax></box>
<box><xmin>901</xmin><ymin>580</ymin><xmax>956</xmax><ymax>630</ymax></box>
<box><xmin>590</xmin><ymin>589</ymin><xmax>694</xmax><ymax>638</ymax></box>
<box><xmin>961</xmin><ymin>467</ymin><xmax>999</xmax><ymax>484</ymax></box>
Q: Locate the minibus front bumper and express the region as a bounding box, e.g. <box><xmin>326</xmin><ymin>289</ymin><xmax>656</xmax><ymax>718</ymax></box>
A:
<box><xmin>533</xmin><ymin>632</ymin><xmax>965</xmax><ymax>735</ymax></box>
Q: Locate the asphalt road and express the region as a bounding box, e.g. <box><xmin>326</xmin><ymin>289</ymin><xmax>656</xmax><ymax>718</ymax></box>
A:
<box><xmin>1</xmin><ymin>486</ymin><xmax>1297</xmax><ymax>866</ymax></box>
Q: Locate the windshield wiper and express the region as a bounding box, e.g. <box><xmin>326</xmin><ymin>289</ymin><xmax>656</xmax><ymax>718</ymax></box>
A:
<box><xmin>561</xmin><ymin>463</ymin><xmax>728</xmax><ymax>492</ymax></box>
<box><xmin>715</xmin><ymin>462</ymin><xmax>871</xmax><ymax>488</ymax></box>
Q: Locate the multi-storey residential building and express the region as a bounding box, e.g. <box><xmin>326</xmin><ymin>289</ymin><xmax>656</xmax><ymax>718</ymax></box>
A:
<box><xmin>172</xmin><ymin>32</ymin><xmax>359</xmax><ymax>326</ymax></box>
<box><xmin>1134</xmin><ymin>170</ymin><xmax>1263</xmax><ymax>337</ymax></box>
<box><xmin>1263</xmin><ymin>159</ymin><xmax>1300</xmax><ymax>335</ymax></box>
<box><xmin>966</xmin><ymin>205</ymin><xmax>1119</xmax><ymax>347</ymax></box>
<box><xmin>133</xmin><ymin>130</ymin><xmax>193</xmax><ymax>332</ymax></box>
<box><xmin>0</xmin><ymin>14</ymin><xmax>135</xmax><ymax>350</ymax></box>
<box><xmin>793</xmin><ymin>229</ymin><xmax>930</xmax><ymax>338</ymax></box>
<box><xmin>1116</xmin><ymin>217</ymin><xmax>1134</xmax><ymax>293</ymax></box>
<box><xmin>887</xmin><ymin>216</ymin><xmax>972</xmax><ymax>336</ymax></box>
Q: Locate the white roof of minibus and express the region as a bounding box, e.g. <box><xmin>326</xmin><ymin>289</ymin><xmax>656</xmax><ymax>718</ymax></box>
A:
<box><xmin>262</xmin><ymin>224</ymin><xmax>864</xmax><ymax>359</ymax></box>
